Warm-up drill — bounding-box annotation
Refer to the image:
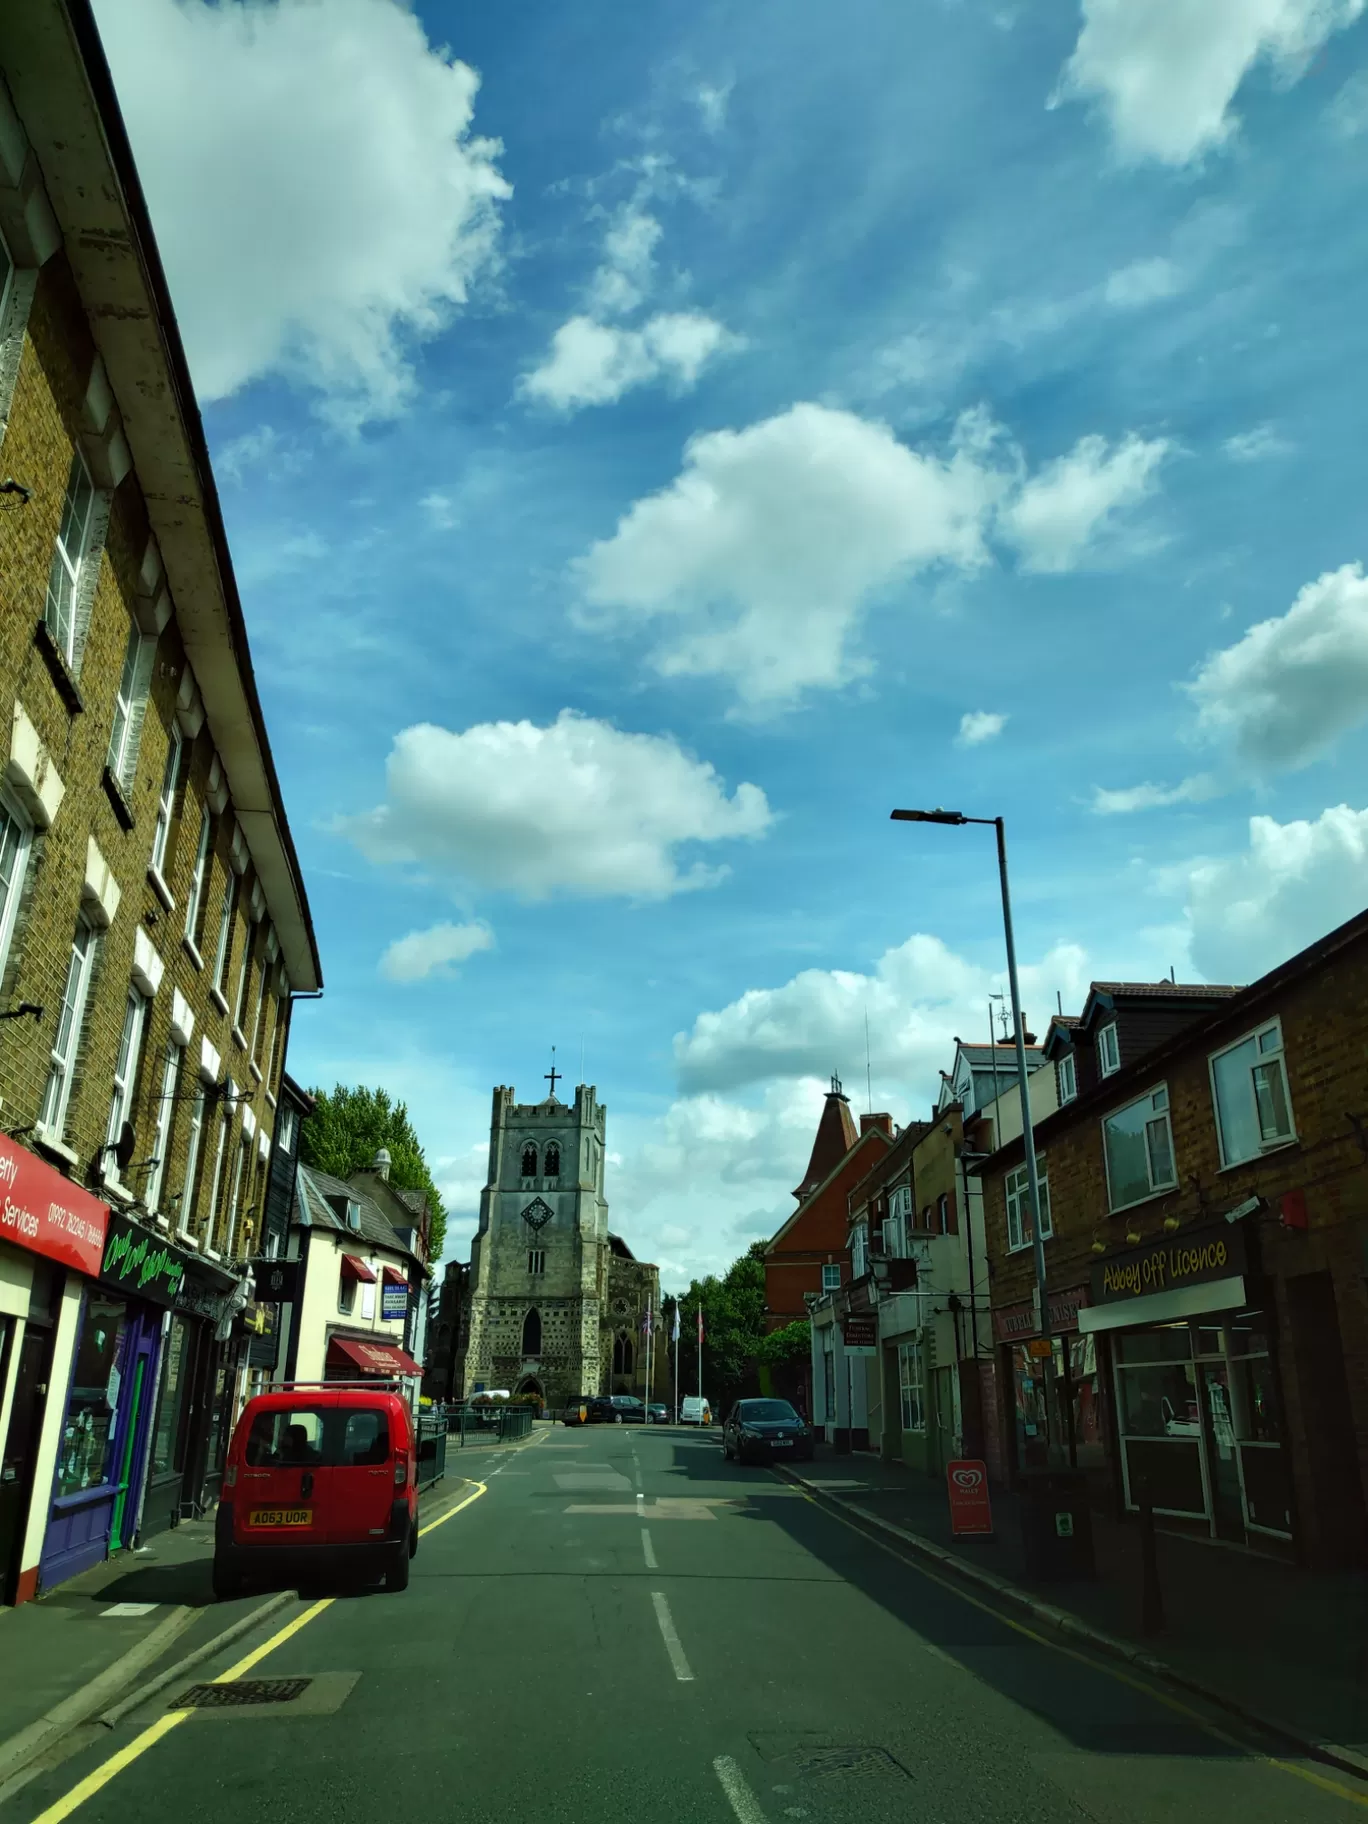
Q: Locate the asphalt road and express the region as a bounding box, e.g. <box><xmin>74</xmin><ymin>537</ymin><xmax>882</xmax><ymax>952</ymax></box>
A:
<box><xmin>8</xmin><ymin>1423</ymin><xmax>1367</xmax><ymax>1824</ymax></box>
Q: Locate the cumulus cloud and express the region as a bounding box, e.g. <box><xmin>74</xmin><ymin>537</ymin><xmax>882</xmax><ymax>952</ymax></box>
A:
<box><xmin>95</xmin><ymin>0</ymin><xmax>509</xmax><ymax>425</ymax></box>
<box><xmin>378</xmin><ymin>920</ymin><xmax>493</xmax><ymax>984</ymax></box>
<box><xmin>587</xmin><ymin>202</ymin><xmax>663</xmax><ymax>317</ymax></box>
<box><xmin>1223</xmin><ymin>425</ymin><xmax>1292</xmax><ymax>462</ymax></box>
<box><xmin>998</xmin><ymin>433</ymin><xmax>1170</xmax><ymax>573</ymax></box>
<box><xmin>341</xmin><ymin>711</ymin><xmax>773</xmax><ymax>900</ymax></box>
<box><xmin>519</xmin><ymin>312</ymin><xmax>736</xmax><ymax>411</ymax></box>
<box><xmin>1182</xmin><ymin>804</ymin><xmax>1368</xmax><ymax>981</ymax></box>
<box><xmin>1329</xmin><ymin>67</ymin><xmax>1368</xmax><ymax>137</ymax></box>
<box><xmin>1187</xmin><ymin>564</ymin><xmax>1368</xmax><ymax>772</ymax></box>
<box><xmin>673</xmin><ymin>932</ymin><xmax>1092</xmax><ymax>1095</ymax></box>
<box><xmin>1104</xmin><ymin>257</ymin><xmax>1182</xmax><ymax>309</ymax></box>
<box><xmin>695</xmin><ymin>82</ymin><xmax>733</xmax><ymax>135</ymax></box>
<box><xmin>576</xmin><ymin>403</ymin><xmax>1013</xmax><ymax>707</ymax></box>
<box><xmin>1054</xmin><ymin>0</ymin><xmax>1366</xmax><ymax>166</ymax></box>
<box><xmin>957</xmin><ymin>711</ymin><xmax>1008</xmax><ymax>747</ymax></box>
<box><xmin>1091</xmin><ymin>775</ymin><xmax>1221</xmax><ymax>815</ymax></box>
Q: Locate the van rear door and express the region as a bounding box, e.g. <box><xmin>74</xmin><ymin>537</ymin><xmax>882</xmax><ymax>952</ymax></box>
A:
<box><xmin>234</xmin><ymin>1400</ymin><xmax>336</xmax><ymax>1548</ymax></box>
<box><xmin>329</xmin><ymin>1403</ymin><xmax>398</xmax><ymax>1545</ymax></box>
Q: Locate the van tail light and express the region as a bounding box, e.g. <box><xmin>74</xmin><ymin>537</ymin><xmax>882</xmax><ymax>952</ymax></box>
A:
<box><xmin>394</xmin><ymin>1460</ymin><xmax>406</xmax><ymax>1488</ymax></box>
<box><xmin>224</xmin><ymin>1463</ymin><xmax>237</xmax><ymax>1491</ymax></box>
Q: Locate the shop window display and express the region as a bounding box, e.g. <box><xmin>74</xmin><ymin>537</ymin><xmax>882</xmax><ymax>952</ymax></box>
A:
<box><xmin>57</xmin><ymin>1297</ymin><xmax>127</xmax><ymax>1497</ymax></box>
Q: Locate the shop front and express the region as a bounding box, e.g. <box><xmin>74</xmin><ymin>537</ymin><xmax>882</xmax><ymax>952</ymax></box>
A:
<box><xmin>140</xmin><ymin>1257</ymin><xmax>242</xmax><ymax>1530</ymax></box>
<box><xmin>325</xmin><ymin>1333</ymin><xmax>422</xmax><ymax>1384</ymax></box>
<box><xmin>40</xmin><ymin>1213</ymin><xmax>190</xmax><ymax>1587</ymax></box>
<box><xmin>0</xmin><ymin>1135</ymin><xmax>110</xmax><ymax>1604</ymax></box>
<box><xmin>994</xmin><ymin>1285</ymin><xmax>1102</xmax><ymax>1482</ymax></box>
<box><xmin>1078</xmin><ymin>1221</ymin><xmax>1292</xmax><ymax>1547</ymax></box>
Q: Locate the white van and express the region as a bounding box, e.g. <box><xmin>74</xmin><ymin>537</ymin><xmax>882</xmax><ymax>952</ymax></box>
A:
<box><xmin>679</xmin><ymin>1396</ymin><xmax>712</xmax><ymax>1426</ymax></box>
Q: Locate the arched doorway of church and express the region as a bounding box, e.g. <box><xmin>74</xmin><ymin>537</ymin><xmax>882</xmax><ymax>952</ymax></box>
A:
<box><xmin>516</xmin><ymin>1375</ymin><xmax>544</xmax><ymax>1414</ymax></box>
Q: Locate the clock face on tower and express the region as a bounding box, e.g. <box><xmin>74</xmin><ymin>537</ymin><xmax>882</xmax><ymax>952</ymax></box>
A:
<box><xmin>521</xmin><ymin>1197</ymin><xmax>554</xmax><ymax>1231</ymax></box>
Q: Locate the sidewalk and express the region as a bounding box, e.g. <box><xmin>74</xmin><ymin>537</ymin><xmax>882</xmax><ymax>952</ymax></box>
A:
<box><xmin>782</xmin><ymin>1444</ymin><xmax>1368</xmax><ymax>1776</ymax></box>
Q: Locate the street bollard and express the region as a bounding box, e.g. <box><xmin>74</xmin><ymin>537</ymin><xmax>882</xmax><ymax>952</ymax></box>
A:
<box><xmin>1137</xmin><ymin>1486</ymin><xmax>1164</xmax><ymax>1635</ymax></box>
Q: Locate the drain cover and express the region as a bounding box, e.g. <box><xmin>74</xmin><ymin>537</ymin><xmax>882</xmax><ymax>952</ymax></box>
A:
<box><xmin>173</xmin><ymin>1679</ymin><xmax>311</xmax><ymax>1708</ymax></box>
<box><xmin>794</xmin><ymin>1746</ymin><xmax>909</xmax><ymax>1781</ymax></box>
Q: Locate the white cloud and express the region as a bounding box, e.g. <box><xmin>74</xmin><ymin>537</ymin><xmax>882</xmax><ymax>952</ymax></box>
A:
<box><xmin>1104</xmin><ymin>256</ymin><xmax>1182</xmax><ymax>309</ymax></box>
<box><xmin>379</xmin><ymin>920</ymin><xmax>493</xmax><ymax>984</ymax></box>
<box><xmin>1092</xmin><ymin>775</ymin><xmax>1220</xmax><ymax>815</ymax></box>
<box><xmin>575</xmin><ymin>403</ymin><xmax>1012</xmax><ymax>707</ymax></box>
<box><xmin>421</xmin><ymin>491</ymin><xmax>459</xmax><ymax>530</ymax></box>
<box><xmin>342</xmin><ymin>710</ymin><xmax>773</xmax><ymax>899</ymax></box>
<box><xmin>695</xmin><ymin>82</ymin><xmax>733</xmax><ymax>135</ymax></box>
<box><xmin>1054</xmin><ymin>0</ymin><xmax>1366</xmax><ymax>166</ymax></box>
<box><xmin>673</xmin><ymin>932</ymin><xmax>1091</xmax><ymax>1094</ymax></box>
<box><xmin>998</xmin><ymin>433</ymin><xmax>1170</xmax><ymax>573</ymax></box>
<box><xmin>1188</xmin><ymin>564</ymin><xmax>1368</xmax><ymax>771</ymax></box>
<box><xmin>587</xmin><ymin>203</ymin><xmax>663</xmax><ymax>317</ymax></box>
<box><xmin>95</xmin><ymin>0</ymin><xmax>509</xmax><ymax>425</ymax></box>
<box><xmin>1182</xmin><ymin>804</ymin><xmax>1368</xmax><ymax>981</ymax></box>
<box><xmin>1223</xmin><ymin>425</ymin><xmax>1293</xmax><ymax>462</ymax></box>
<box><xmin>957</xmin><ymin>710</ymin><xmax>1008</xmax><ymax>747</ymax></box>
<box><xmin>1330</xmin><ymin>66</ymin><xmax>1368</xmax><ymax>137</ymax></box>
<box><xmin>519</xmin><ymin>312</ymin><xmax>736</xmax><ymax>412</ymax></box>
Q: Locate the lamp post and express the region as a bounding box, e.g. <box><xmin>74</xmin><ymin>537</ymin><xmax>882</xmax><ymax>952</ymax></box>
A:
<box><xmin>890</xmin><ymin>807</ymin><xmax>1059</xmax><ymax>1464</ymax></box>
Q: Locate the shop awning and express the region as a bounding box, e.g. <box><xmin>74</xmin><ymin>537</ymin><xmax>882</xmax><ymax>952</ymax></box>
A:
<box><xmin>327</xmin><ymin>1335</ymin><xmax>421</xmax><ymax>1377</ymax></box>
<box><xmin>339</xmin><ymin>1254</ymin><xmax>376</xmax><ymax>1283</ymax></box>
<box><xmin>381</xmin><ymin>1265</ymin><xmax>408</xmax><ymax>1288</ymax></box>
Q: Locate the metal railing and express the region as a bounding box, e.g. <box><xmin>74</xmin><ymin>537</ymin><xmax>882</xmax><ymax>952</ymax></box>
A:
<box><xmin>417</xmin><ymin>1417</ymin><xmax>448</xmax><ymax>1488</ymax></box>
<box><xmin>446</xmin><ymin>1403</ymin><xmax>536</xmax><ymax>1445</ymax></box>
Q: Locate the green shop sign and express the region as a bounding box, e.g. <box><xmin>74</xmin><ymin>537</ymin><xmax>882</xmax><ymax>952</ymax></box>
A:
<box><xmin>99</xmin><ymin>1213</ymin><xmax>187</xmax><ymax>1308</ymax></box>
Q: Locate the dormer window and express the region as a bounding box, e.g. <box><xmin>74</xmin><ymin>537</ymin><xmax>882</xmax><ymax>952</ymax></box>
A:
<box><xmin>1058</xmin><ymin>1051</ymin><xmax>1077</xmax><ymax>1104</ymax></box>
<box><xmin>520</xmin><ymin>1143</ymin><xmax>538</xmax><ymax>1178</ymax></box>
<box><xmin>1098</xmin><ymin>1023</ymin><xmax>1120</xmax><ymax>1077</ymax></box>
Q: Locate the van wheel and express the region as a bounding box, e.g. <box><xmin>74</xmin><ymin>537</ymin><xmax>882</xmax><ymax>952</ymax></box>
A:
<box><xmin>386</xmin><ymin>1543</ymin><xmax>411</xmax><ymax>1592</ymax></box>
<box><xmin>408</xmin><ymin>1520</ymin><xmax>418</xmax><ymax>1559</ymax></box>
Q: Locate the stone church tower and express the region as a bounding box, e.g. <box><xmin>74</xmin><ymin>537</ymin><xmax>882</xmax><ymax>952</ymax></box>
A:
<box><xmin>462</xmin><ymin>1080</ymin><xmax>659</xmax><ymax>1410</ymax></box>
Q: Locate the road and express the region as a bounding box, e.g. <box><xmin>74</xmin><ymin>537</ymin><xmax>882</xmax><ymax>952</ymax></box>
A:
<box><xmin>8</xmin><ymin>1422</ymin><xmax>1366</xmax><ymax>1824</ymax></box>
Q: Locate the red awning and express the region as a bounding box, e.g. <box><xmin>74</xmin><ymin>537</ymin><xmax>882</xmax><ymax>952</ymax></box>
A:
<box><xmin>340</xmin><ymin>1254</ymin><xmax>376</xmax><ymax>1283</ymax></box>
<box><xmin>381</xmin><ymin>1265</ymin><xmax>408</xmax><ymax>1288</ymax></box>
<box><xmin>327</xmin><ymin>1336</ymin><xmax>421</xmax><ymax>1377</ymax></box>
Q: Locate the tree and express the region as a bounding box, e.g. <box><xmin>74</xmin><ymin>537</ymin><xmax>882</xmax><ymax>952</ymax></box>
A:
<box><xmin>673</xmin><ymin>1240</ymin><xmax>772</xmax><ymax>1412</ymax></box>
<box><xmin>301</xmin><ymin>1084</ymin><xmax>447</xmax><ymax>1261</ymax></box>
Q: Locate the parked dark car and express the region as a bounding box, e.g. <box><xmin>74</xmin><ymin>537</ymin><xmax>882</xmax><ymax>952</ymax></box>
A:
<box><xmin>560</xmin><ymin>1396</ymin><xmax>596</xmax><ymax>1426</ymax></box>
<box><xmin>722</xmin><ymin>1398</ymin><xmax>814</xmax><ymax>1464</ymax></box>
<box><xmin>647</xmin><ymin>1403</ymin><xmax>670</xmax><ymax>1424</ymax></box>
<box><xmin>600</xmin><ymin>1395</ymin><xmax>646</xmax><ymax>1424</ymax></box>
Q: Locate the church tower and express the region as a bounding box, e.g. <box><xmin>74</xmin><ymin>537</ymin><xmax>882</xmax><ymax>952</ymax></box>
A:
<box><xmin>462</xmin><ymin>1078</ymin><xmax>611</xmax><ymax>1407</ymax></box>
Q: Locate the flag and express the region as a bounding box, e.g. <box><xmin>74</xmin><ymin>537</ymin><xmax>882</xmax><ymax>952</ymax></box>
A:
<box><xmin>641</xmin><ymin>1302</ymin><xmax>653</xmax><ymax>1336</ymax></box>
<box><xmin>697</xmin><ymin>1305</ymin><xmax>704</xmax><ymax>1347</ymax></box>
<box><xmin>670</xmin><ymin>1303</ymin><xmax>679</xmax><ymax>1343</ymax></box>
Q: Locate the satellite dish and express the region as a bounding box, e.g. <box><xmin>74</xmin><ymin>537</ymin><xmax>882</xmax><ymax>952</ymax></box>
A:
<box><xmin>114</xmin><ymin>1122</ymin><xmax>137</xmax><ymax>1174</ymax></box>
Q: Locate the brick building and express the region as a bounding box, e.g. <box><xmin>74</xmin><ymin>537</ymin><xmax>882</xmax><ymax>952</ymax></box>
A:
<box><xmin>0</xmin><ymin>5</ymin><xmax>319</xmax><ymax>1602</ymax></box>
<box><xmin>975</xmin><ymin>925</ymin><xmax>1368</xmax><ymax>1569</ymax></box>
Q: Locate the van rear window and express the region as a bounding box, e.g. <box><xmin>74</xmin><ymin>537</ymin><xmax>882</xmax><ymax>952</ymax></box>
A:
<box><xmin>244</xmin><ymin>1406</ymin><xmax>392</xmax><ymax>1467</ymax></box>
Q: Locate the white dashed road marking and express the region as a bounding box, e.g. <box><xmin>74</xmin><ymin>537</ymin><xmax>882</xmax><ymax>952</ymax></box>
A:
<box><xmin>651</xmin><ymin>1591</ymin><xmax>694</xmax><ymax>1681</ymax></box>
<box><xmin>641</xmin><ymin>1529</ymin><xmax>657</xmax><ymax>1568</ymax></box>
<box><xmin>713</xmin><ymin>1756</ymin><xmax>768</xmax><ymax>1823</ymax></box>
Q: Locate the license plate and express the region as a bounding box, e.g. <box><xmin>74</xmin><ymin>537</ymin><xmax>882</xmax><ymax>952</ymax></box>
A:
<box><xmin>248</xmin><ymin>1507</ymin><xmax>312</xmax><ymax>1527</ymax></box>
<box><xmin>770</xmin><ymin>1440</ymin><xmax>793</xmax><ymax>1448</ymax></box>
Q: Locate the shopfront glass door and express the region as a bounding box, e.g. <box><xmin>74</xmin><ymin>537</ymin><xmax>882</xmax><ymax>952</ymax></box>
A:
<box><xmin>1197</xmin><ymin>1360</ymin><xmax>1243</xmax><ymax>1540</ymax></box>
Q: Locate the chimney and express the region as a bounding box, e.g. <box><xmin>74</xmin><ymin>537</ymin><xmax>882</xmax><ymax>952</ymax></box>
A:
<box><xmin>374</xmin><ymin>1146</ymin><xmax>392</xmax><ymax>1182</ymax></box>
<box><xmin>861</xmin><ymin>1112</ymin><xmax>893</xmax><ymax>1138</ymax></box>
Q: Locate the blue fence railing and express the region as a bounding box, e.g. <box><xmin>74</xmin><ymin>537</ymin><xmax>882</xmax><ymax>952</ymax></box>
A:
<box><xmin>445</xmin><ymin>1404</ymin><xmax>536</xmax><ymax>1445</ymax></box>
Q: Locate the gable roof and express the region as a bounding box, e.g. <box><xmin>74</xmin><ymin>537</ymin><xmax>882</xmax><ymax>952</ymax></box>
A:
<box><xmin>846</xmin><ymin>1120</ymin><xmax>932</xmax><ymax>1215</ymax></box>
<box><xmin>793</xmin><ymin>1082</ymin><xmax>860</xmax><ymax>1200</ymax></box>
<box><xmin>767</xmin><ymin>1123</ymin><xmax>892</xmax><ymax>1253</ymax></box>
<box><xmin>294</xmin><ymin>1164</ymin><xmax>417</xmax><ymax>1262</ymax></box>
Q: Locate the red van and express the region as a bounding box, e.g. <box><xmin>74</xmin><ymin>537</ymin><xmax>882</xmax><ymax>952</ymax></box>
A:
<box><xmin>213</xmin><ymin>1384</ymin><xmax>418</xmax><ymax>1598</ymax></box>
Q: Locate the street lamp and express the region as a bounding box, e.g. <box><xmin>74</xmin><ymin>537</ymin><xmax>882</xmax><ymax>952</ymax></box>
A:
<box><xmin>890</xmin><ymin>807</ymin><xmax>1060</xmax><ymax>1464</ymax></box>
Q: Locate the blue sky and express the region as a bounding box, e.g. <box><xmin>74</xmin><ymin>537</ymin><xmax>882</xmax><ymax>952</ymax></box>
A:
<box><xmin>96</xmin><ymin>0</ymin><xmax>1368</xmax><ymax>1285</ymax></box>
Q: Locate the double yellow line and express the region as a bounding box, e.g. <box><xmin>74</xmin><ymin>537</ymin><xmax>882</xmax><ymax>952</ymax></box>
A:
<box><xmin>32</xmin><ymin>1481</ymin><xmax>488</xmax><ymax>1824</ymax></box>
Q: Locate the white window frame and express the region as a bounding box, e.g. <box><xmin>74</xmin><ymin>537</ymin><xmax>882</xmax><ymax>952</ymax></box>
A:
<box><xmin>39</xmin><ymin>917</ymin><xmax>95</xmax><ymax>1141</ymax></box>
<box><xmin>851</xmin><ymin>1225</ymin><xmax>868</xmax><ymax>1279</ymax></box>
<box><xmin>104</xmin><ymin>986</ymin><xmax>149</xmax><ymax>1167</ymax></box>
<box><xmin>937</xmin><ymin>1192</ymin><xmax>950</xmax><ymax>1234</ymax></box>
<box><xmin>889</xmin><ymin>1184</ymin><xmax>912</xmax><ymax>1222</ymax></box>
<box><xmin>821</xmin><ymin>1263</ymin><xmax>841</xmax><ymax>1293</ymax></box>
<box><xmin>179</xmin><ymin>1084</ymin><xmax>206</xmax><ymax>1237</ymax></box>
<box><xmin>233</xmin><ymin>917</ymin><xmax>257</xmax><ymax>1032</ymax></box>
<box><xmin>45</xmin><ymin>450</ymin><xmax>96</xmax><ymax>665</ymax></box>
<box><xmin>1005</xmin><ymin>1157</ymin><xmax>1052</xmax><ymax>1252</ymax></box>
<box><xmin>1098</xmin><ymin>1022</ymin><xmax>1120</xmax><ymax>1077</ymax></box>
<box><xmin>213</xmin><ymin>872</ymin><xmax>238</xmax><ymax>996</ymax></box>
<box><xmin>0</xmin><ymin>787</ymin><xmax>33</xmax><ymax>987</ymax></box>
<box><xmin>277</xmin><ymin>1104</ymin><xmax>297</xmax><ymax>1155</ymax></box>
<box><xmin>339</xmin><ymin>1270</ymin><xmax>356</xmax><ymax>1316</ymax></box>
<box><xmin>223</xmin><ymin>1133</ymin><xmax>249</xmax><ymax>1259</ymax></box>
<box><xmin>249</xmin><ymin>955</ymin><xmax>271</xmax><ymax>1064</ymax></box>
<box><xmin>1057</xmin><ymin>1051</ymin><xmax>1077</xmax><ymax>1105</ymax></box>
<box><xmin>882</xmin><ymin>1213</ymin><xmax>906</xmax><ymax>1258</ymax></box>
<box><xmin>202</xmin><ymin>1109</ymin><xmax>231</xmax><ymax>1250</ymax></box>
<box><xmin>183</xmin><ymin>809</ymin><xmax>212</xmax><ymax>948</ymax></box>
<box><xmin>146</xmin><ymin>1041</ymin><xmax>183</xmax><ymax>1214</ymax></box>
<box><xmin>1208</xmin><ymin>1019</ymin><xmax>1297</xmax><ymax>1168</ymax></box>
<box><xmin>105</xmin><ymin>625</ymin><xmax>147</xmax><ymax>788</ymax></box>
<box><xmin>898</xmin><ymin>1339</ymin><xmax>925</xmax><ymax>1433</ymax></box>
<box><xmin>1102</xmin><ymin>1083</ymin><xmax>1178</xmax><ymax>1213</ymax></box>
<box><xmin>150</xmin><ymin>724</ymin><xmax>183</xmax><ymax>878</ymax></box>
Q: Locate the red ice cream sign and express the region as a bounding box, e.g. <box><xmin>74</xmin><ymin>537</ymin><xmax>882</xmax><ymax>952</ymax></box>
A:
<box><xmin>0</xmin><ymin>1133</ymin><xmax>109</xmax><ymax>1276</ymax></box>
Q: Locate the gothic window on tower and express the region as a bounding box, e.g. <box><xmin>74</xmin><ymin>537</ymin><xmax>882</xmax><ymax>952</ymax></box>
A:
<box><xmin>544</xmin><ymin>1141</ymin><xmax>560</xmax><ymax>1179</ymax></box>
<box><xmin>522</xmin><ymin>1308</ymin><xmax>542</xmax><ymax>1355</ymax></box>
<box><xmin>521</xmin><ymin>1143</ymin><xmax>538</xmax><ymax>1178</ymax></box>
<box><xmin>612</xmin><ymin>1333</ymin><xmax>635</xmax><ymax>1376</ymax></box>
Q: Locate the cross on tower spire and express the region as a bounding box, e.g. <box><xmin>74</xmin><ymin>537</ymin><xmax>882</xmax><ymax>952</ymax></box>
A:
<box><xmin>545</xmin><ymin>1046</ymin><xmax>562</xmax><ymax>1098</ymax></box>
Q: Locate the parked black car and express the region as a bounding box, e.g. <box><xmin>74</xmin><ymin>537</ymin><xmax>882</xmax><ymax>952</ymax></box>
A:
<box><xmin>647</xmin><ymin>1403</ymin><xmax>670</xmax><ymax>1424</ymax></box>
<box><xmin>722</xmin><ymin>1398</ymin><xmax>814</xmax><ymax>1464</ymax></box>
<box><xmin>560</xmin><ymin>1396</ymin><xmax>597</xmax><ymax>1426</ymax></box>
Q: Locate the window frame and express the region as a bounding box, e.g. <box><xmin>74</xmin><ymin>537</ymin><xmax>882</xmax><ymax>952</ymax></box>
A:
<box><xmin>105</xmin><ymin>625</ymin><xmax>147</xmax><ymax>789</ymax></box>
<box><xmin>233</xmin><ymin>915</ymin><xmax>257</xmax><ymax>1033</ymax></box>
<box><xmin>851</xmin><ymin>1224</ymin><xmax>868</xmax><ymax>1280</ymax></box>
<box><xmin>183</xmin><ymin>809</ymin><xmax>213</xmax><ymax>948</ymax></box>
<box><xmin>150</xmin><ymin>724</ymin><xmax>183</xmax><ymax>879</ymax></box>
<box><xmin>104</xmin><ymin>986</ymin><xmax>149</xmax><ymax>1168</ymax></box>
<box><xmin>145</xmin><ymin>1041</ymin><xmax>183</xmax><ymax>1215</ymax></box>
<box><xmin>45</xmin><ymin>449</ymin><xmax>97</xmax><ymax>666</ymax></box>
<box><xmin>276</xmin><ymin>1105</ymin><xmax>297</xmax><ymax>1155</ymax></box>
<box><xmin>1098</xmin><ymin>1022</ymin><xmax>1120</xmax><ymax>1077</ymax></box>
<box><xmin>39</xmin><ymin>917</ymin><xmax>95</xmax><ymax>1141</ymax></box>
<box><xmin>213</xmin><ymin>871</ymin><xmax>239</xmax><ymax>997</ymax></box>
<box><xmin>1208</xmin><ymin>1019</ymin><xmax>1297</xmax><ymax>1168</ymax></box>
<box><xmin>0</xmin><ymin>786</ymin><xmax>34</xmax><ymax>988</ymax></box>
<box><xmin>898</xmin><ymin>1339</ymin><xmax>925</xmax><ymax>1433</ymax></box>
<box><xmin>201</xmin><ymin>1108</ymin><xmax>231</xmax><ymax>1250</ymax></box>
<box><xmin>820</xmin><ymin>1263</ymin><xmax>842</xmax><ymax>1293</ymax></box>
<box><xmin>179</xmin><ymin>1084</ymin><xmax>206</xmax><ymax>1237</ymax></box>
<box><xmin>1102</xmin><ymin>1083</ymin><xmax>1178</xmax><ymax>1214</ymax></box>
<box><xmin>527</xmin><ymin>1249</ymin><xmax>546</xmax><ymax>1275</ymax></box>
<box><xmin>1005</xmin><ymin>1157</ymin><xmax>1052</xmax><ymax>1253</ymax></box>
<box><xmin>1057</xmin><ymin>1050</ymin><xmax>1077</xmax><ymax>1105</ymax></box>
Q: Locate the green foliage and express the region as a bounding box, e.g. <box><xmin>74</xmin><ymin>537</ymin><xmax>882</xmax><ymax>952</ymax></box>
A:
<box><xmin>757</xmin><ymin>1319</ymin><xmax>811</xmax><ymax>1365</ymax></box>
<box><xmin>301</xmin><ymin>1084</ymin><xmax>447</xmax><ymax>1260</ymax></box>
<box><xmin>669</xmin><ymin>1238</ymin><xmax>774</xmax><ymax>1410</ymax></box>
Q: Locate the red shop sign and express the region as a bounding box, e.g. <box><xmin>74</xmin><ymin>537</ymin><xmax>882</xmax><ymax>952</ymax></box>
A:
<box><xmin>0</xmin><ymin>1132</ymin><xmax>109</xmax><ymax>1276</ymax></box>
<box><xmin>946</xmin><ymin>1458</ymin><xmax>994</xmax><ymax>1538</ymax></box>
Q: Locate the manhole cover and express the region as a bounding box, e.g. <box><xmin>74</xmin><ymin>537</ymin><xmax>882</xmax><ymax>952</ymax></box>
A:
<box><xmin>794</xmin><ymin>1746</ymin><xmax>909</xmax><ymax>1781</ymax></box>
<box><xmin>172</xmin><ymin>1679</ymin><xmax>311</xmax><ymax>1708</ymax></box>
